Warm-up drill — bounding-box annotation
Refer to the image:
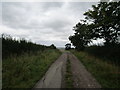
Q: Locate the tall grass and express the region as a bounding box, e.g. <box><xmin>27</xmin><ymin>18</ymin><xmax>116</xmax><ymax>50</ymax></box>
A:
<box><xmin>85</xmin><ymin>45</ymin><xmax>120</xmax><ymax>65</ymax></box>
<box><xmin>3</xmin><ymin>49</ymin><xmax>61</xmax><ymax>88</ymax></box>
<box><xmin>72</xmin><ymin>51</ymin><xmax>120</xmax><ymax>88</ymax></box>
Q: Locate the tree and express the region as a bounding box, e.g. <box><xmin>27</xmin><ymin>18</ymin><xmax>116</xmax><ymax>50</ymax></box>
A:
<box><xmin>84</xmin><ymin>1</ymin><xmax>120</xmax><ymax>45</ymax></box>
<box><xmin>65</xmin><ymin>43</ymin><xmax>71</xmax><ymax>50</ymax></box>
<box><xmin>49</xmin><ymin>44</ymin><xmax>56</xmax><ymax>49</ymax></box>
<box><xmin>69</xmin><ymin>22</ymin><xmax>91</xmax><ymax>50</ymax></box>
<box><xmin>69</xmin><ymin>1</ymin><xmax>120</xmax><ymax>51</ymax></box>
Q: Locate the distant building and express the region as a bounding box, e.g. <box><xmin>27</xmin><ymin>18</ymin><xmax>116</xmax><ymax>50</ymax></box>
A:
<box><xmin>65</xmin><ymin>43</ymin><xmax>71</xmax><ymax>50</ymax></box>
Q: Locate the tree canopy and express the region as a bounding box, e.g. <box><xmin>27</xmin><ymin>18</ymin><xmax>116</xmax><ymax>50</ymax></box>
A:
<box><xmin>69</xmin><ymin>1</ymin><xmax>120</xmax><ymax>50</ymax></box>
<box><xmin>69</xmin><ymin>22</ymin><xmax>91</xmax><ymax>50</ymax></box>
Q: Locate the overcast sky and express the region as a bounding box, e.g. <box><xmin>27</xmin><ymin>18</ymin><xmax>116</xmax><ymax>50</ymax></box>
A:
<box><xmin>0</xmin><ymin>2</ymin><xmax>100</xmax><ymax>47</ymax></box>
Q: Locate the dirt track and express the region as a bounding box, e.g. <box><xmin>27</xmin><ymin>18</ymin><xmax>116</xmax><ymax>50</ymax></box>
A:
<box><xmin>68</xmin><ymin>52</ymin><xmax>101</xmax><ymax>88</ymax></box>
<box><xmin>33</xmin><ymin>52</ymin><xmax>67</xmax><ymax>88</ymax></box>
<box><xmin>33</xmin><ymin>51</ymin><xmax>101</xmax><ymax>88</ymax></box>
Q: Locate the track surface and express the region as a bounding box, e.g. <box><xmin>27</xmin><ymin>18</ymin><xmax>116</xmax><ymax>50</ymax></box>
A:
<box><xmin>33</xmin><ymin>52</ymin><xmax>67</xmax><ymax>88</ymax></box>
<box><xmin>33</xmin><ymin>52</ymin><xmax>101</xmax><ymax>88</ymax></box>
<box><xmin>68</xmin><ymin>52</ymin><xmax>101</xmax><ymax>88</ymax></box>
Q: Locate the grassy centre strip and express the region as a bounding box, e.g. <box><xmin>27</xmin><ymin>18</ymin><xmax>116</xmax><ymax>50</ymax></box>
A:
<box><xmin>65</xmin><ymin>55</ymin><xmax>74</xmax><ymax>88</ymax></box>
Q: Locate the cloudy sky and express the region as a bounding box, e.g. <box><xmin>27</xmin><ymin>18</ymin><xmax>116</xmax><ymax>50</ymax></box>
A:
<box><xmin>0</xmin><ymin>1</ymin><xmax>99</xmax><ymax>47</ymax></box>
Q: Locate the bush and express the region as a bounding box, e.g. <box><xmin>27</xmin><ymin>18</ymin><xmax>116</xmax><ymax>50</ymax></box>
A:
<box><xmin>1</xmin><ymin>34</ymin><xmax>56</xmax><ymax>59</ymax></box>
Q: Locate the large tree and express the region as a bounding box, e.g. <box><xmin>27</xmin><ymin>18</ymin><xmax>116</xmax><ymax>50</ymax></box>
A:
<box><xmin>84</xmin><ymin>1</ymin><xmax>120</xmax><ymax>45</ymax></box>
<box><xmin>69</xmin><ymin>1</ymin><xmax>120</xmax><ymax>50</ymax></box>
<box><xmin>69</xmin><ymin>22</ymin><xmax>91</xmax><ymax>50</ymax></box>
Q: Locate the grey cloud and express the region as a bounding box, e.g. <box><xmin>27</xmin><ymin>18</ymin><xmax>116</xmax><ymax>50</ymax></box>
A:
<box><xmin>2</xmin><ymin>2</ymin><xmax>95</xmax><ymax>30</ymax></box>
<box><xmin>41</xmin><ymin>2</ymin><xmax>64</xmax><ymax>10</ymax></box>
<box><xmin>42</xmin><ymin>18</ymin><xmax>72</xmax><ymax>32</ymax></box>
<box><xmin>0</xmin><ymin>2</ymin><xmax>2</xmax><ymax>25</ymax></box>
<box><xmin>68</xmin><ymin>2</ymin><xmax>98</xmax><ymax>11</ymax></box>
<box><xmin>36</xmin><ymin>39</ymin><xmax>68</xmax><ymax>47</ymax></box>
<box><xmin>2</xmin><ymin>2</ymin><xmax>66</xmax><ymax>30</ymax></box>
<box><xmin>1</xmin><ymin>2</ymin><xmax>97</xmax><ymax>47</ymax></box>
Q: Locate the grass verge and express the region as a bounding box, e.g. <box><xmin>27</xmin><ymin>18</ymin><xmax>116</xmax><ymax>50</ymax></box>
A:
<box><xmin>65</xmin><ymin>55</ymin><xmax>74</xmax><ymax>88</ymax></box>
<box><xmin>3</xmin><ymin>49</ymin><xmax>61</xmax><ymax>88</ymax></box>
<box><xmin>71</xmin><ymin>50</ymin><xmax>120</xmax><ymax>88</ymax></box>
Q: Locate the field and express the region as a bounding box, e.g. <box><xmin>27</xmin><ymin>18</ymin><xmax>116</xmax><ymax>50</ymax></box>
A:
<box><xmin>3</xmin><ymin>49</ymin><xmax>61</xmax><ymax>88</ymax></box>
<box><xmin>71</xmin><ymin>50</ymin><xmax>120</xmax><ymax>88</ymax></box>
